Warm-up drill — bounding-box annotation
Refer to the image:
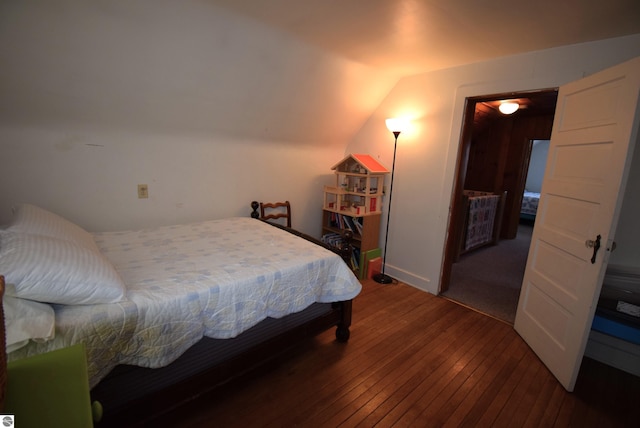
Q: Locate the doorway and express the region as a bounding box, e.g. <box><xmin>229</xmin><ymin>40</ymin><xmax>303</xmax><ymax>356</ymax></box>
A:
<box><xmin>439</xmin><ymin>90</ymin><xmax>558</xmax><ymax>323</ymax></box>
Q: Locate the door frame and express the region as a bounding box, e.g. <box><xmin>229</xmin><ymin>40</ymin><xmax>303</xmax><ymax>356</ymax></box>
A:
<box><xmin>440</xmin><ymin>89</ymin><xmax>557</xmax><ymax>293</ymax></box>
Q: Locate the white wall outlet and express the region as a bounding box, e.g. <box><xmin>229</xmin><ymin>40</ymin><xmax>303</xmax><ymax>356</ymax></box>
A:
<box><xmin>138</xmin><ymin>184</ymin><xmax>148</xmax><ymax>199</ymax></box>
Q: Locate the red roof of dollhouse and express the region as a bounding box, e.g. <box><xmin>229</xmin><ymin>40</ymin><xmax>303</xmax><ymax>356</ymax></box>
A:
<box><xmin>331</xmin><ymin>154</ymin><xmax>390</xmax><ymax>174</ymax></box>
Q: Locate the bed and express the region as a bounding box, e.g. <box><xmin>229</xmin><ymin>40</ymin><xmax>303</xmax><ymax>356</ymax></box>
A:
<box><xmin>520</xmin><ymin>191</ymin><xmax>540</xmax><ymax>222</ymax></box>
<box><xmin>1</xmin><ymin>203</ymin><xmax>361</xmax><ymax>426</ymax></box>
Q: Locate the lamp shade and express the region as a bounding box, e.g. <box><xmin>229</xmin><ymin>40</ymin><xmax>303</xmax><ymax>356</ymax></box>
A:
<box><xmin>385</xmin><ymin>117</ymin><xmax>409</xmax><ymax>133</ymax></box>
<box><xmin>498</xmin><ymin>102</ymin><xmax>519</xmax><ymax>115</ymax></box>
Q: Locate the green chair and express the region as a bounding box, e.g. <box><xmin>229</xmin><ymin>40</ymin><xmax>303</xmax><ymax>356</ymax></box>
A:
<box><xmin>4</xmin><ymin>341</ymin><xmax>102</xmax><ymax>428</ymax></box>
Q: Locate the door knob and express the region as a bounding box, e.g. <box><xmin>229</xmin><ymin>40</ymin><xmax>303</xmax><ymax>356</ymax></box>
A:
<box><xmin>585</xmin><ymin>235</ymin><xmax>601</xmax><ymax>264</ymax></box>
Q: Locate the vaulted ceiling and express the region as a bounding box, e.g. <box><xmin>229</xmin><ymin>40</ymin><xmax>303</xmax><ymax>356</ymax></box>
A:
<box><xmin>213</xmin><ymin>0</ymin><xmax>640</xmax><ymax>76</ymax></box>
<box><xmin>1</xmin><ymin>1</ymin><xmax>638</xmax><ymax>144</ymax></box>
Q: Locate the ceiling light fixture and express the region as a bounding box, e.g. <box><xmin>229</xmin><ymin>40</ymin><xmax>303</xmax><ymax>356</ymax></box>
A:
<box><xmin>499</xmin><ymin>101</ymin><xmax>519</xmax><ymax>115</ymax></box>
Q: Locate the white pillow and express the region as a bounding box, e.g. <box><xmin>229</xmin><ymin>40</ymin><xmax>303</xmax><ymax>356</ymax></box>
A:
<box><xmin>3</xmin><ymin>295</ymin><xmax>55</xmax><ymax>353</ymax></box>
<box><xmin>0</xmin><ymin>231</ymin><xmax>126</xmax><ymax>305</ymax></box>
<box><xmin>7</xmin><ymin>203</ymin><xmax>99</xmax><ymax>253</ymax></box>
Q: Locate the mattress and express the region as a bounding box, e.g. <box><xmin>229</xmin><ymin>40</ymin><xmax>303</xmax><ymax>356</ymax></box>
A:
<box><xmin>8</xmin><ymin>217</ymin><xmax>361</xmax><ymax>386</ymax></box>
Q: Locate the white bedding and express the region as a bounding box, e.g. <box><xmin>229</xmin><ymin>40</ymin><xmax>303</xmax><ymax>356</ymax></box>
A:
<box><xmin>521</xmin><ymin>191</ymin><xmax>540</xmax><ymax>216</ymax></box>
<box><xmin>8</xmin><ymin>217</ymin><xmax>361</xmax><ymax>387</ymax></box>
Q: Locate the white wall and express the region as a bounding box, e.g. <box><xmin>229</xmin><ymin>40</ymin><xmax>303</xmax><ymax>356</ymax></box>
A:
<box><xmin>525</xmin><ymin>140</ymin><xmax>549</xmax><ymax>193</ymax></box>
<box><xmin>0</xmin><ymin>126</ymin><xmax>340</xmax><ymax>233</ymax></box>
<box><xmin>0</xmin><ymin>0</ymin><xmax>396</xmax><ymax>235</ymax></box>
<box><xmin>609</xmin><ymin>127</ymin><xmax>640</xmax><ymax>268</ymax></box>
<box><xmin>346</xmin><ymin>35</ymin><xmax>640</xmax><ymax>294</ymax></box>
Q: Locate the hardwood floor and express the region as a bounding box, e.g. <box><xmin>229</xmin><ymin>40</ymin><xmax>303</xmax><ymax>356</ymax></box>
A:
<box><xmin>157</xmin><ymin>280</ymin><xmax>639</xmax><ymax>427</ymax></box>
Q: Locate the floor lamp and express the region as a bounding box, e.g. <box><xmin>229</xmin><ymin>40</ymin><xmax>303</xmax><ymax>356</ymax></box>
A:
<box><xmin>373</xmin><ymin>117</ymin><xmax>408</xmax><ymax>284</ymax></box>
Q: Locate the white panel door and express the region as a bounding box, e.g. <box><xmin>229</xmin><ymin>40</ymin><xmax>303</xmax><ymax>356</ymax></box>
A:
<box><xmin>514</xmin><ymin>57</ymin><xmax>640</xmax><ymax>391</ymax></box>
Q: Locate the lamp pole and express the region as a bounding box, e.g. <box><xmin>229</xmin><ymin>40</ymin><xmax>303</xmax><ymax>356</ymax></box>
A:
<box><xmin>373</xmin><ymin>129</ymin><xmax>400</xmax><ymax>284</ymax></box>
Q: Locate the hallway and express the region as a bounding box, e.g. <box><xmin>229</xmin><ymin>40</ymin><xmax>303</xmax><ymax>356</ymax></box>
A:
<box><xmin>442</xmin><ymin>223</ymin><xmax>533</xmax><ymax>324</ymax></box>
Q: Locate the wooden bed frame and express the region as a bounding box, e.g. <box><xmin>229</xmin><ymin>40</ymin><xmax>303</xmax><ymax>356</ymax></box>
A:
<box><xmin>88</xmin><ymin>206</ymin><xmax>356</xmax><ymax>426</ymax></box>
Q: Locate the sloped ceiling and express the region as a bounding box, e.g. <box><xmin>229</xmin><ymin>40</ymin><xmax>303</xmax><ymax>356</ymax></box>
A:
<box><xmin>1</xmin><ymin>1</ymin><xmax>639</xmax><ymax>144</ymax></box>
<box><xmin>213</xmin><ymin>0</ymin><xmax>640</xmax><ymax>76</ymax></box>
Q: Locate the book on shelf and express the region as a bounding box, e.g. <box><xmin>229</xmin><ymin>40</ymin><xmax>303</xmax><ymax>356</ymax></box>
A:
<box><xmin>360</xmin><ymin>247</ymin><xmax>381</xmax><ymax>280</ymax></box>
<box><xmin>351</xmin><ymin>247</ymin><xmax>361</xmax><ymax>272</ymax></box>
<box><xmin>328</xmin><ymin>212</ymin><xmax>340</xmax><ymax>229</ymax></box>
<box><xmin>353</xmin><ymin>216</ymin><xmax>363</xmax><ymax>235</ymax></box>
<box><xmin>321</xmin><ymin>232</ymin><xmax>343</xmax><ymax>248</ymax></box>
<box><xmin>367</xmin><ymin>257</ymin><xmax>382</xmax><ymax>280</ymax></box>
<box><xmin>328</xmin><ymin>213</ymin><xmax>363</xmax><ymax>236</ymax></box>
<box><xmin>343</xmin><ymin>215</ymin><xmax>356</xmax><ymax>232</ymax></box>
<box><xmin>321</xmin><ymin>233</ymin><xmax>360</xmax><ymax>272</ymax></box>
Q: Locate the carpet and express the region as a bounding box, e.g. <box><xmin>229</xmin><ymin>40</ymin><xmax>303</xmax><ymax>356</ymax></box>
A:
<box><xmin>442</xmin><ymin>224</ymin><xmax>533</xmax><ymax>324</ymax></box>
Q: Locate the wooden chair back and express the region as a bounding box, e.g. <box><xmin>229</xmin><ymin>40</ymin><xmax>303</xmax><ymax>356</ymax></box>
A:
<box><xmin>260</xmin><ymin>201</ymin><xmax>292</xmax><ymax>228</ymax></box>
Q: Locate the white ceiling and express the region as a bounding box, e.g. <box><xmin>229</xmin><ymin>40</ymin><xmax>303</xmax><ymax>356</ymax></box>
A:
<box><xmin>212</xmin><ymin>0</ymin><xmax>640</xmax><ymax>76</ymax></box>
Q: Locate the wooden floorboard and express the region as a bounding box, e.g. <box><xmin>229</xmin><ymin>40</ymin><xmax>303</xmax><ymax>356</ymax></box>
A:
<box><xmin>157</xmin><ymin>280</ymin><xmax>639</xmax><ymax>428</ymax></box>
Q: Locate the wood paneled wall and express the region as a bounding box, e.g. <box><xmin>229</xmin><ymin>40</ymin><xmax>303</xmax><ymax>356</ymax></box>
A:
<box><xmin>464</xmin><ymin>113</ymin><xmax>554</xmax><ymax>239</ymax></box>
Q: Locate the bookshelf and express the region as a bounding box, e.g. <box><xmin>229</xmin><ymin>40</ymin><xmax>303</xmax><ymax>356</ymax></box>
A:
<box><xmin>321</xmin><ymin>154</ymin><xmax>389</xmax><ymax>277</ymax></box>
